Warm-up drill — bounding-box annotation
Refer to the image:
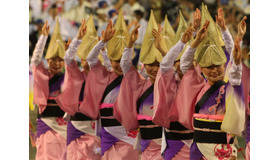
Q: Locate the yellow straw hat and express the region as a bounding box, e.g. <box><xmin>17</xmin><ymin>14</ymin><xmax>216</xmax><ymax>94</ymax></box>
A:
<box><xmin>45</xmin><ymin>19</ymin><xmax>65</xmax><ymax>59</ymax></box>
<box><xmin>107</xmin><ymin>9</ymin><xmax>130</xmax><ymax>61</ymax></box>
<box><xmin>161</xmin><ymin>15</ymin><xmax>175</xmax><ymax>51</ymax></box>
<box><xmin>140</xmin><ymin>10</ymin><xmax>167</xmax><ymax>64</ymax></box>
<box><xmin>194</xmin><ymin>3</ymin><xmax>226</xmax><ymax>68</ymax></box>
<box><xmin>174</xmin><ymin>10</ymin><xmax>193</xmax><ymax>61</ymax></box>
<box><xmin>77</xmin><ymin>14</ymin><xmax>98</xmax><ymax>59</ymax></box>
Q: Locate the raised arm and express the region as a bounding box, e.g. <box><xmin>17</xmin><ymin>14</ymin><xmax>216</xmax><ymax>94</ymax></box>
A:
<box><xmin>215</xmin><ymin>8</ymin><xmax>234</xmax><ymax>55</ymax></box>
<box><xmin>86</xmin><ymin>20</ymin><xmax>115</xmax><ymax>69</ymax></box>
<box><xmin>101</xmin><ymin>48</ymin><xmax>112</xmax><ymax>71</ymax></box>
<box><xmin>159</xmin><ymin>23</ymin><xmax>194</xmax><ymax>74</ymax></box>
<box><xmin>180</xmin><ymin>20</ymin><xmax>210</xmax><ymax>74</ymax></box>
<box><xmin>229</xmin><ymin>37</ymin><xmax>243</xmax><ymax>86</ymax></box>
<box><xmin>64</xmin><ymin>19</ymin><xmax>87</xmax><ymax>65</ymax></box>
<box><xmin>120</xmin><ymin>23</ymin><xmax>140</xmax><ymax>74</ymax></box>
<box><xmin>31</xmin><ymin>20</ymin><xmax>49</xmax><ymax>66</ymax></box>
<box><xmin>193</xmin><ymin>8</ymin><xmax>201</xmax><ymax>37</ymax></box>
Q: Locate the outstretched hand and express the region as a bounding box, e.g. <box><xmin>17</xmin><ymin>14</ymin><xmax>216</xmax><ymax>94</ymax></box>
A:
<box><xmin>102</xmin><ymin>20</ymin><xmax>116</xmax><ymax>42</ymax></box>
<box><xmin>42</xmin><ymin>20</ymin><xmax>50</xmax><ymax>36</ymax></box>
<box><xmin>233</xmin><ymin>37</ymin><xmax>242</xmax><ymax>65</ymax></box>
<box><xmin>191</xmin><ymin>20</ymin><xmax>210</xmax><ymax>48</ymax></box>
<box><xmin>237</xmin><ymin>16</ymin><xmax>247</xmax><ymax>40</ymax></box>
<box><xmin>127</xmin><ymin>23</ymin><xmax>140</xmax><ymax>48</ymax></box>
<box><xmin>193</xmin><ymin>8</ymin><xmax>201</xmax><ymax>31</ymax></box>
<box><xmin>64</xmin><ymin>38</ymin><xmax>72</xmax><ymax>50</ymax></box>
<box><xmin>152</xmin><ymin>27</ymin><xmax>166</xmax><ymax>56</ymax></box>
<box><xmin>215</xmin><ymin>8</ymin><xmax>226</xmax><ymax>31</ymax></box>
<box><xmin>77</xmin><ymin>19</ymin><xmax>87</xmax><ymax>40</ymax></box>
<box><xmin>181</xmin><ymin>23</ymin><xmax>195</xmax><ymax>44</ymax></box>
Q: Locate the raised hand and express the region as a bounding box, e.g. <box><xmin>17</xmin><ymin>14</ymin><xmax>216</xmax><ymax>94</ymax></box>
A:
<box><xmin>215</xmin><ymin>8</ymin><xmax>226</xmax><ymax>31</ymax></box>
<box><xmin>157</xmin><ymin>23</ymin><xmax>163</xmax><ymax>33</ymax></box>
<box><xmin>181</xmin><ymin>23</ymin><xmax>195</xmax><ymax>44</ymax></box>
<box><xmin>102</xmin><ymin>20</ymin><xmax>116</xmax><ymax>42</ymax></box>
<box><xmin>42</xmin><ymin>20</ymin><xmax>50</xmax><ymax>36</ymax></box>
<box><xmin>77</xmin><ymin>19</ymin><xmax>87</xmax><ymax>40</ymax></box>
<box><xmin>152</xmin><ymin>28</ymin><xmax>166</xmax><ymax>55</ymax></box>
<box><xmin>64</xmin><ymin>38</ymin><xmax>72</xmax><ymax>50</ymax></box>
<box><xmin>193</xmin><ymin>8</ymin><xmax>201</xmax><ymax>31</ymax></box>
<box><xmin>233</xmin><ymin>37</ymin><xmax>242</xmax><ymax>65</ymax></box>
<box><xmin>237</xmin><ymin>16</ymin><xmax>247</xmax><ymax>40</ymax></box>
<box><xmin>191</xmin><ymin>20</ymin><xmax>210</xmax><ymax>48</ymax></box>
<box><xmin>127</xmin><ymin>23</ymin><xmax>140</xmax><ymax>48</ymax></box>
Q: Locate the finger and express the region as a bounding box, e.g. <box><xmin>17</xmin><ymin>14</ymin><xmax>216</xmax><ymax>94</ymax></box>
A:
<box><xmin>106</xmin><ymin>20</ymin><xmax>112</xmax><ymax>30</ymax></box>
<box><xmin>215</xmin><ymin>15</ymin><xmax>218</xmax><ymax>22</ymax></box>
<box><xmin>133</xmin><ymin>24</ymin><xmax>141</xmax><ymax>33</ymax></box>
<box><xmin>152</xmin><ymin>29</ymin><xmax>159</xmax><ymax>38</ymax></box>
<box><xmin>101</xmin><ymin>30</ymin><xmax>105</xmax><ymax>39</ymax></box>
<box><xmin>205</xmin><ymin>20</ymin><xmax>210</xmax><ymax>29</ymax></box>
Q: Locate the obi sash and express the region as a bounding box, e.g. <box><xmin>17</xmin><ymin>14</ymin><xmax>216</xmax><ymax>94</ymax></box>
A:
<box><xmin>165</xmin><ymin>121</ymin><xmax>193</xmax><ymax>140</ymax></box>
<box><xmin>193</xmin><ymin>80</ymin><xmax>233</xmax><ymax>144</ymax></box>
<box><xmin>137</xmin><ymin>84</ymin><xmax>162</xmax><ymax>140</ymax></box>
<box><xmin>100</xmin><ymin>75</ymin><xmax>123</xmax><ymax>127</ymax></box>
<box><xmin>38</xmin><ymin>73</ymin><xmax>65</xmax><ymax>118</ymax></box>
<box><xmin>70</xmin><ymin>81</ymin><xmax>92</xmax><ymax>121</ymax></box>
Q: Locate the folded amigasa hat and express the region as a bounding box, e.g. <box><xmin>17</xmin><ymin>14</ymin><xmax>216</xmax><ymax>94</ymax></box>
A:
<box><xmin>107</xmin><ymin>9</ymin><xmax>130</xmax><ymax>61</ymax></box>
<box><xmin>194</xmin><ymin>3</ymin><xmax>226</xmax><ymax>68</ymax></box>
<box><xmin>45</xmin><ymin>18</ymin><xmax>65</xmax><ymax>59</ymax></box>
<box><xmin>174</xmin><ymin>10</ymin><xmax>193</xmax><ymax>61</ymax></box>
<box><xmin>161</xmin><ymin>15</ymin><xmax>175</xmax><ymax>51</ymax></box>
<box><xmin>77</xmin><ymin>14</ymin><xmax>102</xmax><ymax>59</ymax></box>
<box><xmin>140</xmin><ymin>10</ymin><xmax>167</xmax><ymax>64</ymax></box>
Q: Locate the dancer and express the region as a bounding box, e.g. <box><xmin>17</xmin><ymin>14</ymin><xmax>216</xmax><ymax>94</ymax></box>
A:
<box><xmin>79</xmin><ymin>10</ymin><xmax>139</xmax><ymax>159</ymax></box>
<box><xmin>114</xmin><ymin>10</ymin><xmax>167</xmax><ymax>160</ymax></box>
<box><xmin>31</xmin><ymin>19</ymin><xmax>67</xmax><ymax>160</ymax></box>
<box><xmin>169</xmin><ymin>4</ymin><xmax>245</xmax><ymax>160</ymax></box>
<box><xmin>55</xmin><ymin>15</ymin><xmax>110</xmax><ymax>160</ymax></box>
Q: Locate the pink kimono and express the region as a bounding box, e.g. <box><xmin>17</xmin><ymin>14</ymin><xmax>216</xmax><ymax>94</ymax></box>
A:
<box><xmin>153</xmin><ymin>40</ymin><xmax>193</xmax><ymax>160</ymax></box>
<box><xmin>79</xmin><ymin>41</ymin><xmax>139</xmax><ymax>159</ymax></box>
<box><xmin>169</xmin><ymin>44</ymin><xmax>245</xmax><ymax>160</ymax></box>
<box><xmin>114</xmin><ymin>47</ymin><xmax>164</xmax><ymax>160</ymax></box>
<box><xmin>31</xmin><ymin>35</ymin><xmax>67</xmax><ymax>160</ymax></box>
<box><xmin>55</xmin><ymin>38</ymin><xmax>101</xmax><ymax>160</ymax></box>
<box><xmin>242</xmin><ymin>62</ymin><xmax>250</xmax><ymax>160</ymax></box>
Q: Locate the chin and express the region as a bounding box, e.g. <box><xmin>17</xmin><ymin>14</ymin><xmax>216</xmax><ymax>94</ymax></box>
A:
<box><xmin>114</xmin><ymin>70</ymin><xmax>123</xmax><ymax>76</ymax></box>
<box><xmin>50</xmin><ymin>69</ymin><xmax>62</xmax><ymax>75</ymax></box>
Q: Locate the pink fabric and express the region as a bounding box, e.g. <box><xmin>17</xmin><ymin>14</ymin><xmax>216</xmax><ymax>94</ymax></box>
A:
<box><xmin>114</xmin><ymin>66</ymin><xmax>152</xmax><ymax>131</ymax></box>
<box><xmin>141</xmin><ymin>141</ymin><xmax>163</xmax><ymax>160</ymax></box>
<box><xmin>79</xmin><ymin>61</ymin><xmax>118</xmax><ymax>120</ymax></box>
<box><xmin>137</xmin><ymin>114</ymin><xmax>153</xmax><ymax>121</ymax></box>
<box><xmin>242</xmin><ymin>62</ymin><xmax>250</xmax><ymax>116</ymax></box>
<box><xmin>36</xmin><ymin>130</ymin><xmax>67</xmax><ymax>160</ymax></box>
<box><xmin>55</xmin><ymin>60</ymin><xmax>85</xmax><ymax>116</ymax></box>
<box><xmin>168</xmin><ymin>66</ymin><xmax>205</xmax><ymax>130</ymax></box>
<box><xmin>101</xmin><ymin>140</ymin><xmax>139</xmax><ymax>160</ymax></box>
<box><xmin>67</xmin><ymin>134</ymin><xmax>101</xmax><ymax>160</ymax></box>
<box><xmin>246</xmin><ymin>142</ymin><xmax>250</xmax><ymax>160</ymax></box>
<box><xmin>100</xmin><ymin>103</ymin><xmax>114</xmax><ymax>109</ymax></box>
<box><xmin>153</xmin><ymin>69</ymin><xmax>178</xmax><ymax>128</ymax></box>
<box><xmin>193</xmin><ymin>114</ymin><xmax>224</xmax><ymax>121</ymax></box>
<box><xmin>32</xmin><ymin>62</ymin><xmax>50</xmax><ymax>114</ymax></box>
<box><xmin>172</xmin><ymin>144</ymin><xmax>190</xmax><ymax>160</ymax></box>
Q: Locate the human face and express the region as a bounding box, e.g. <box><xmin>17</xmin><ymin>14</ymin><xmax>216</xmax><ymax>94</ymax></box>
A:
<box><xmin>174</xmin><ymin>60</ymin><xmax>183</xmax><ymax>79</ymax></box>
<box><xmin>111</xmin><ymin>60</ymin><xmax>123</xmax><ymax>75</ymax></box>
<box><xmin>201</xmin><ymin>64</ymin><xmax>225</xmax><ymax>85</ymax></box>
<box><xmin>144</xmin><ymin>61</ymin><xmax>159</xmax><ymax>83</ymax></box>
<box><xmin>48</xmin><ymin>56</ymin><xmax>64</xmax><ymax>75</ymax></box>
<box><xmin>81</xmin><ymin>59</ymin><xmax>89</xmax><ymax>73</ymax></box>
